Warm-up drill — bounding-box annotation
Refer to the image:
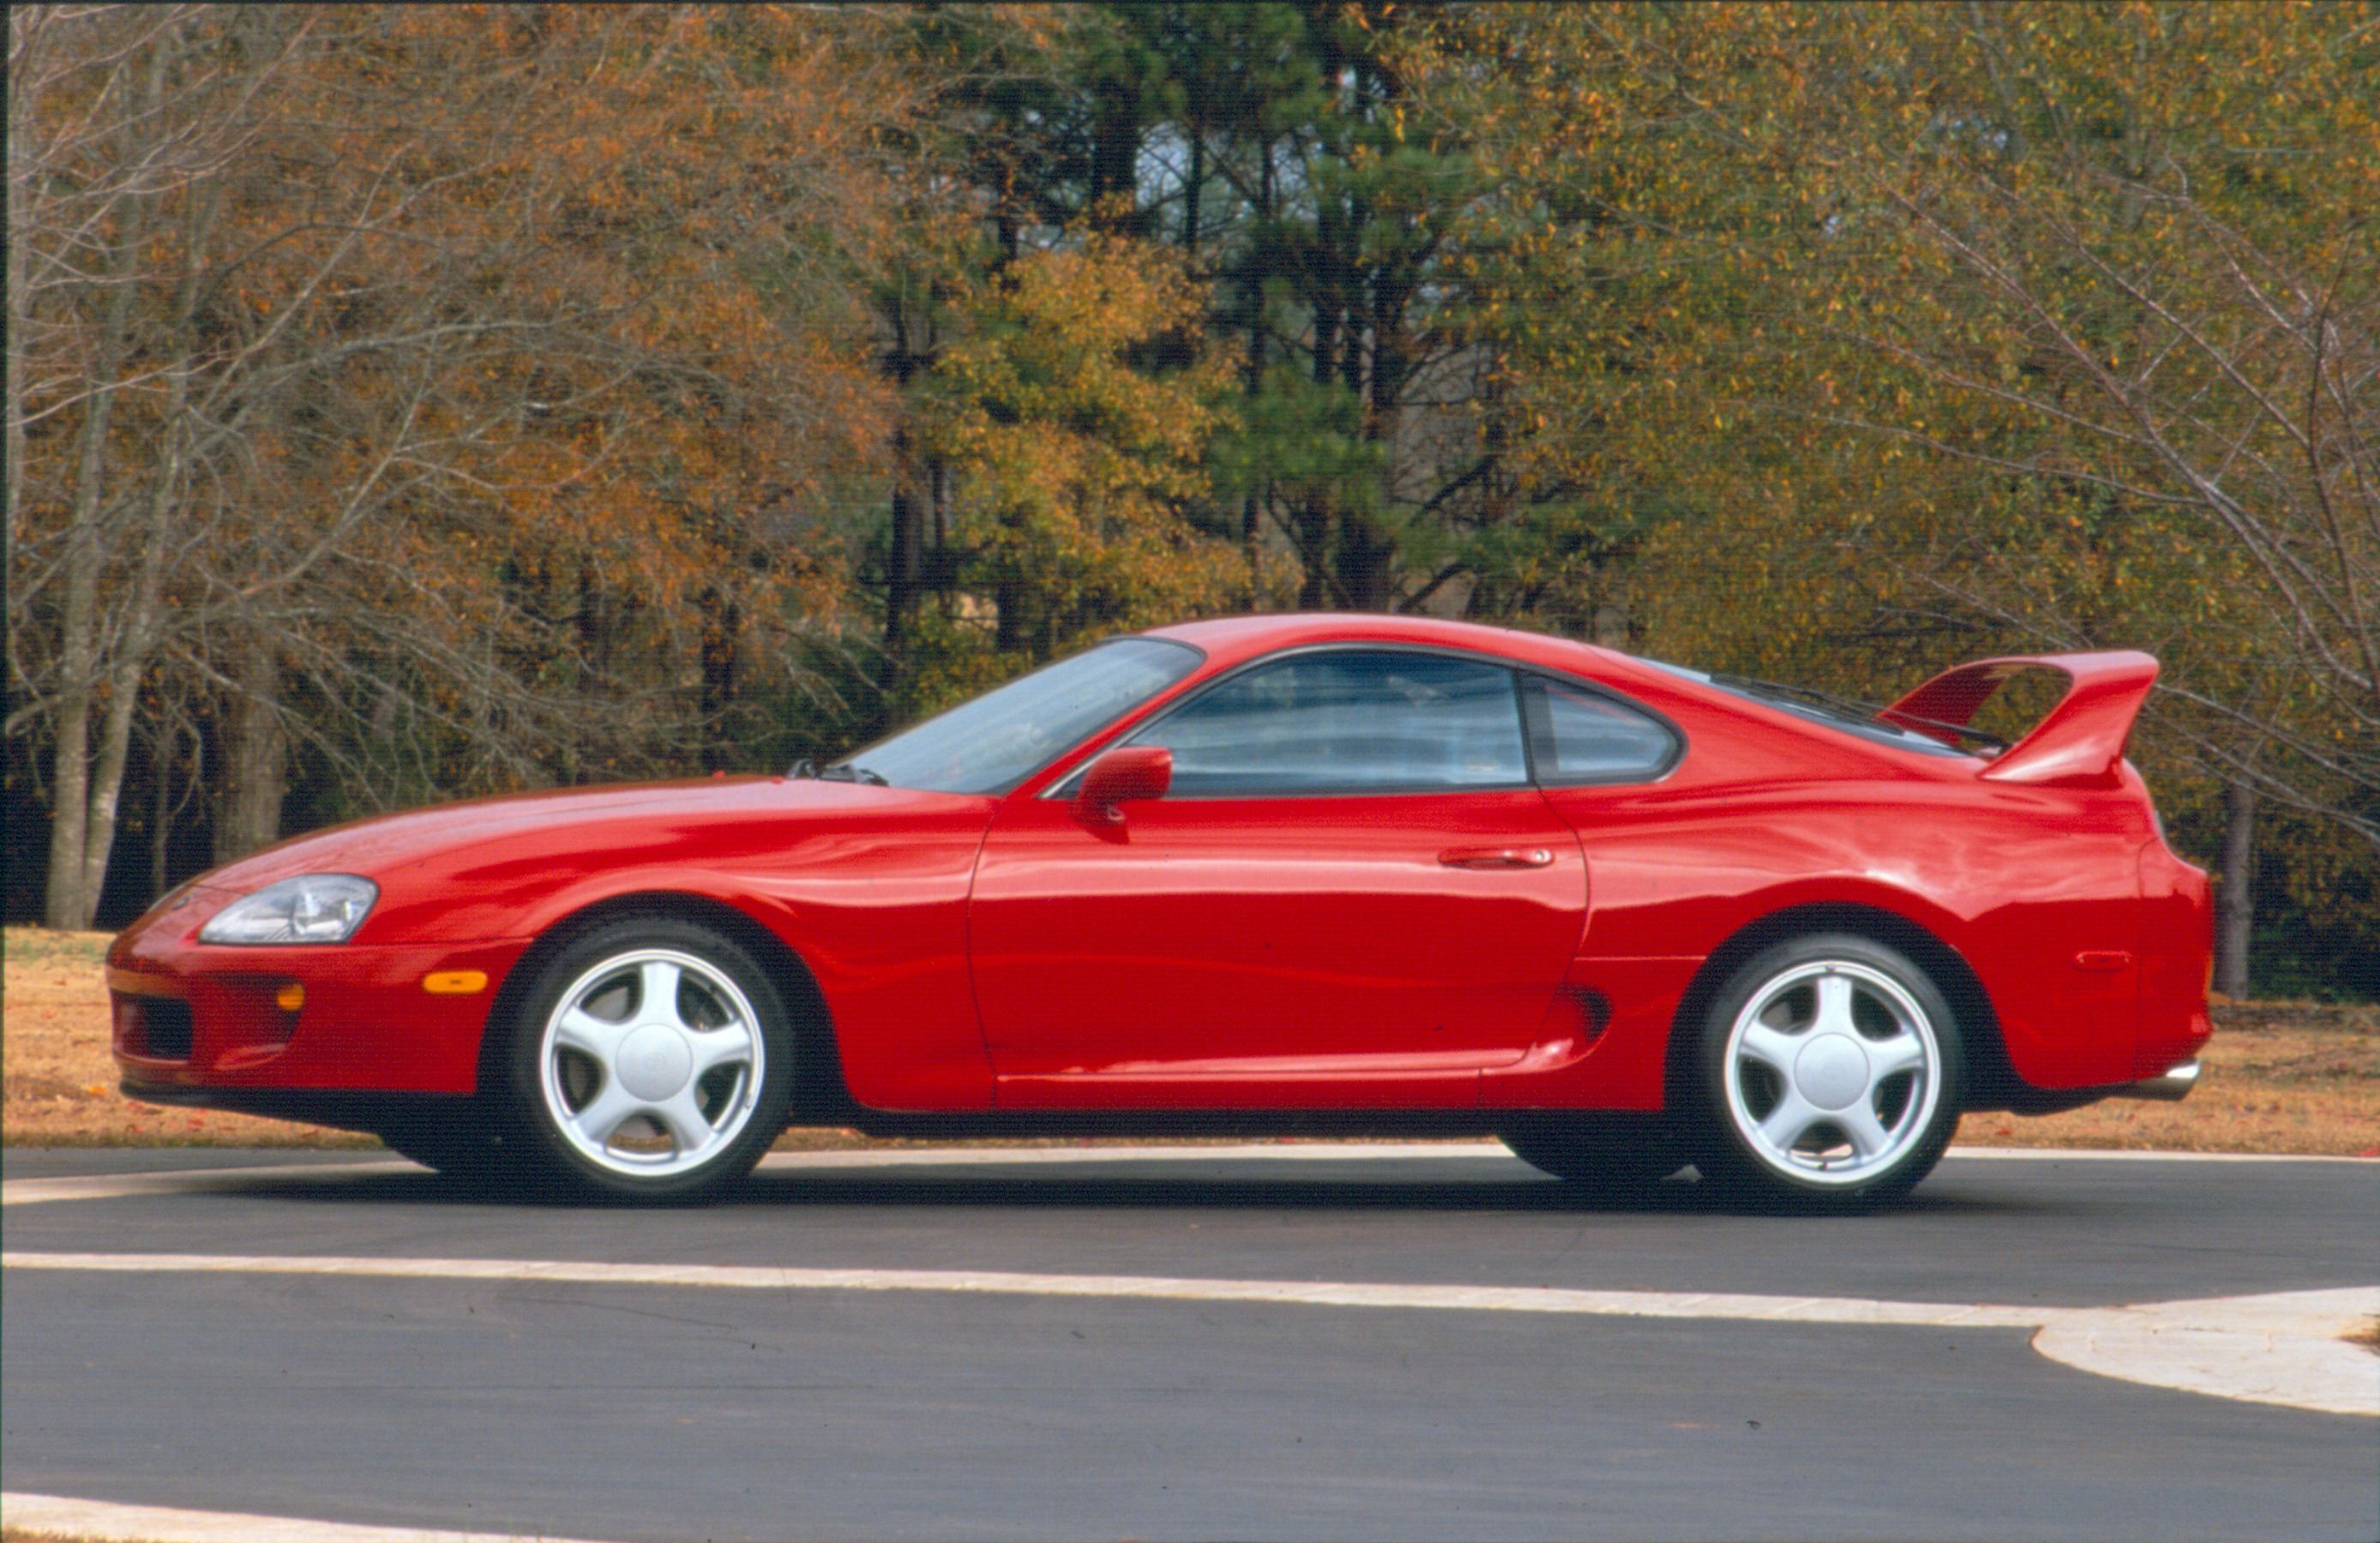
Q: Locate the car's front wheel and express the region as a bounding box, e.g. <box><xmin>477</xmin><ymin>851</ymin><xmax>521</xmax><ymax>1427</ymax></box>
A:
<box><xmin>1687</xmin><ymin>934</ymin><xmax>1964</xmax><ymax>1210</ymax></box>
<box><xmin>503</xmin><ymin>917</ymin><xmax>795</xmax><ymax>1204</ymax></box>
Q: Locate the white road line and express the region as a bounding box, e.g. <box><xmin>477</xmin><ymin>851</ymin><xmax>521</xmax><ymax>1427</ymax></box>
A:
<box><xmin>0</xmin><ymin>1145</ymin><xmax>1507</xmax><ymax>1207</ymax></box>
<box><xmin>0</xmin><ymin>1490</ymin><xmax>606</xmax><ymax>1543</ymax></box>
<box><xmin>6</xmin><ymin>1140</ymin><xmax>2366</xmax><ymax>1207</ymax></box>
<box><xmin>0</xmin><ymin>1247</ymin><xmax>2051</xmax><ymax>1325</ymax></box>
<box><xmin>6</xmin><ymin>1248</ymin><xmax>2374</xmax><ymax>1416</ymax></box>
<box><xmin>0</xmin><ymin>1159</ymin><xmax>417</xmax><ymax>1207</ymax></box>
<box><xmin>1943</xmin><ymin>1146</ymin><xmax>2375</xmax><ymax>1163</ymax></box>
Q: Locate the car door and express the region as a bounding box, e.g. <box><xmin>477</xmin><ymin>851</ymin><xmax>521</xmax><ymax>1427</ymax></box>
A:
<box><xmin>1481</xmin><ymin>672</ymin><xmax>1696</xmax><ymax>1111</ymax></box>
<box><xmin>968</xmin><ymin>648</ymin><xmax>1590</xmax><ymax>1109</ymax></box>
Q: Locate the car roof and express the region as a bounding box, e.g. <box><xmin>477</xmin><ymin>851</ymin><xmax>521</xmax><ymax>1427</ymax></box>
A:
<box><xmin>1139</xmin><ymin>612</ymin><xmax>1980</xmax><ymax>774</ymax></box>
<box><xmin>1144</xmin><ymin>612</ymin><xmax>1630</xmax><ymax>676</ymax></box>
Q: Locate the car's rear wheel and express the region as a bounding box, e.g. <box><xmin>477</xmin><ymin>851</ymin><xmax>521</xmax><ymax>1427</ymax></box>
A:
<box><xmin>1500</xmin><ymin>1116</ymin><xmax>1685</xmax><ymax>1192</ymax></box>
<box><xmin>1687</xmin><ymin>934</ymin><xmax>1963</xmax><ymax>1211</ymax></box>
<box><xmin>503</xmin><ymin>917</ymin><xmax>795</xmax><ymax>1204</ymax></box>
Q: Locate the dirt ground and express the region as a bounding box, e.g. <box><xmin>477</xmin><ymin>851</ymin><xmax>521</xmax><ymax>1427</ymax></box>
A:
<box><xmin>7</xmin><ymin>926</ymin><xmax>2375</xmax><ymax>1154</ymax></box>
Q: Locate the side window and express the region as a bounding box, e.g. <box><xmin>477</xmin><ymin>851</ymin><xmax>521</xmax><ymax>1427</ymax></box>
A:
<box><xmin>1528</xmin><ymin>677</ymin><xmax>1678</xmax><ymax>783</ymax></box>
<box><xmin>1133</xmin><ymin>651</ymin><xmax>1530</xmax><ymax>796</ymax></box>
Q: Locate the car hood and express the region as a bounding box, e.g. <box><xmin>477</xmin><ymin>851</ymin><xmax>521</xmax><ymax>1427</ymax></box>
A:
<box><xmin>194</xmin><ymin>775</ymin><xmax>977</xmax><ymax>893</ymax></box>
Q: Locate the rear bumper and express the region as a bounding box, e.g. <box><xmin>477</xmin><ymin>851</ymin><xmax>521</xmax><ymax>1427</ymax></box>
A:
<box><xmin>2000</xmin><ymin>1057</ymin><xmax>2202</xmax><ymax>1114</ymax></box>
<box><xmin>2107</xmin><ymin>1059</ymin><xmax>2200</xmax><ymax>1102</ymax></box>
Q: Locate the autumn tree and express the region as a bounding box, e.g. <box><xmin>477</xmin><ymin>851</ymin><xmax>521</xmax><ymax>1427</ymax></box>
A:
<box><xmin>906</xmin><ymin>238</ymin><xmax>1246</xmax><ymax>707</ymax></box>
<box><xmin>7</xmin><ymin>4</ymin><xmax>915</xmax><ymax>924</ymax></box>
<box><xmin>880</xmin><ymin>3</ymin><xmax>1524</xmax><ymax>628</ymax></box>
<box><xmin>1421</xmin><ymin>1</ymin><xmax>2380</xmax><ymax>993</ymax></box>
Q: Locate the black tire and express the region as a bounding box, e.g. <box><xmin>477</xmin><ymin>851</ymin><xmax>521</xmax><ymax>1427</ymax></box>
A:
<box><xmin>497</xmin><ymin>916</ymin><xmax>796</xmax><ymax>1204</ymax></box>
<box><xmin>1500</xmin><ymin>1115</ymin><xmax>1686</xmax><ymax>1192</ymax></box>
<box><xmin>1686</xmin><ymin>933</ymin><xmax>1964</xmax><ymax>1212</ymax></box>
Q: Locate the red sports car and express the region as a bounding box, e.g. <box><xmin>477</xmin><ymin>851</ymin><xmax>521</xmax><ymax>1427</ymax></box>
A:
<box><xmin>108</xmin><ymin>614</ymin><xmax>2212</xmax><ymax>1207</ymax></box>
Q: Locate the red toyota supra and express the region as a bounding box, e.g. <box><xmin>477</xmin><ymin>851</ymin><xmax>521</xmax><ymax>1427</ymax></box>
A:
<box><xmin>109</xmin><ymin>614</ymin><xmax>2212</xmax><ymax>1207</ymax></box>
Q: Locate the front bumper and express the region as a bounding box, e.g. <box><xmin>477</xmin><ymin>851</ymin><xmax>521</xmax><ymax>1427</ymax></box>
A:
<box><xmin>109</xmin><ymin>911</ymin><xmax>531</xmax><ymax>1095</ymax></box>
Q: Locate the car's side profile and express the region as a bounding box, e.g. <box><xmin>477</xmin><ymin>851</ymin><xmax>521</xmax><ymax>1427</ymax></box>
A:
<box><xmin>108</xmin><ymin>614</ymin><xmax>2213</xmax><ymax>1208</ymax></box>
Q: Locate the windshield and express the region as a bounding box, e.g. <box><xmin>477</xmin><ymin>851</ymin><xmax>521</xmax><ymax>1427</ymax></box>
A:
<box><xmin>832</xmin><ymin>638</ymin><xmax>1204</xmax><ymax>794</ymax></box>
<box><xmin>1640</xmin><ymin>658</ymin><xmax>1974</xmax><ymax>758</ymax></box>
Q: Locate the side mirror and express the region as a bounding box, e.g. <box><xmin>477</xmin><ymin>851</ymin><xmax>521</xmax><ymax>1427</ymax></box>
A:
<box><xmin>1075</xmin><ymin>745</ymin><xmax>1172</xmax><ymax>824</ymax></box>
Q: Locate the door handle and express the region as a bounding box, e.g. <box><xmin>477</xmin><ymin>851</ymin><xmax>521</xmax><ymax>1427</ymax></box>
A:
<box><xmin>1438</xmin><ymin>846</ymin><xmax>1555</xmax><ymax>869</ymax></box>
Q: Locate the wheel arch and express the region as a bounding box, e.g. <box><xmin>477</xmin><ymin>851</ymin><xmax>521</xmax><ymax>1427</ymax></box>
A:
<box><xmin>477</xmin><ymin>889</ymin><xmax>852</xmax><ymax>1120</ymax></box>
<box><xmin>1661</xmin><ymin>901</ymin><xmax>2014</xmax><ymax>1114</ymax></box>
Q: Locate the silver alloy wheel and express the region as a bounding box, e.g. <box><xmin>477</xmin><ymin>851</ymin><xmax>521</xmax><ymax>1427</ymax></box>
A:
<box><xmin>1720</xmin><ymin>959</ymin><xmax>1942</xmax><ymax>1187</ymax></box>
<box><xmin>536</xmin><ymin>947</ymin><xmax>765</xmax><ymax>1178</ymax></box>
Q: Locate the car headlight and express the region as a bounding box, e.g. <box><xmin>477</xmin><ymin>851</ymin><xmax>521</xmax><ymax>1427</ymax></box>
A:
<box><xmin>197</xmin><ymin>874</ymin><xmax>379</xmax><ymax>945</ymax></box>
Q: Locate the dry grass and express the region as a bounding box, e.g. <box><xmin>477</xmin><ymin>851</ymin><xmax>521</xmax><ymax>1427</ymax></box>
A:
<box><xmin>1950</xmin><ymin>998</ymin><xmax>2380</xmax><ymax>1156</ymax></box>
<box><xmin>8</xmin><ymin>925</ymin><xmax>2376</xmax><ymax>1155</ymax></box>
<box><xmin>2</xmin><ymin>928</ymin><xmax>370</xmax><ymax>1148</ymax></box>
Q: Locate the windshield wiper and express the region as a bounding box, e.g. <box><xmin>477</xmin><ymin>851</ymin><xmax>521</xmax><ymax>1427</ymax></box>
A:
<box><xmin>1713</xmin><ymin>673</ymin><xmax>2008</xmax><ymax>753</ymax></box>
<box><xmin>787</xmin><ymin>759</ymin><xmax>889</xmax><ymax>784</ymax></box>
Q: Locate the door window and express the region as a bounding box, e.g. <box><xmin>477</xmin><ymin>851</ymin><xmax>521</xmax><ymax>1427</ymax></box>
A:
<box><xmin>1130</xmin><ymin>651</ymin><xmax>1529</xmax><ymax>796</ymax></box>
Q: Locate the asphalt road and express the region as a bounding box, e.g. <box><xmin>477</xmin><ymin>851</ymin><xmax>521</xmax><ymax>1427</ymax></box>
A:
<box><xmin>4</xmin><ymin>1144</ymin><xmax>2376</xmax><ymax>1542</ymax></box>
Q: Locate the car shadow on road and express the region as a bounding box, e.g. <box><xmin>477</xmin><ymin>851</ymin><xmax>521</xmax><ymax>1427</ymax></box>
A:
<box><xmin>730</xmin><ymin>1169</ymin><xmax>2040</xmax><ymax>1219</ymax></box>
<box><xmin>213</xmin><ymin>1163</ymin><xmax>2039</xmax><ymax>1219</ymax></box>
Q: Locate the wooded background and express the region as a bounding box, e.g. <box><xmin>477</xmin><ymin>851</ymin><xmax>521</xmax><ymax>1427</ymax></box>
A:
<box><xmin>7</xmin><ymin>3</ymin><xmax>2375</xmax><ymax>998</ymax></box>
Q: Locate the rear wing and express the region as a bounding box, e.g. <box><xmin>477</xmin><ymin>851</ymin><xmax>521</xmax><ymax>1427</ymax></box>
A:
<box><xmin>1879</xmin><ymin>651</ymin><xmax>2159</xmax><ymax>787</ymax></box>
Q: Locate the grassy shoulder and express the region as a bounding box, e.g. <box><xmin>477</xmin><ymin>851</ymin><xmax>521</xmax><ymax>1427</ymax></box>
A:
<box><xmin>3</xmin><ymin>928</ymin><xmax>371</xmax><ymax>1148</ymax></box>
<box><xmin>8</xmin><ymin>925</ymin><xmax>2375</xmax><ymax>1154</ymax></box>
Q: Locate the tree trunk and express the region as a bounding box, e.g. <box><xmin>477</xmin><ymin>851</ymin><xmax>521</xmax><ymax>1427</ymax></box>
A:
<box><xmin>1238</xmin><ymin>139</ymin><xmax>1275</xmax><ymax>592</ymax></box>
<box><xmin>881</xmin><ymin>309</ymin><xmax>929</xmax><ymax>665</ymax></box>
<box><xmin>1333</xmin><ymin>520</ymin><xmax>1397</xmax><ymax>610</ymax></box>
<box><xmin>149</xmin><ymin>722</ymin><xmax>180</xmax><ymax>898</ymax></box>
<box><xmin>3</xmin><ymin>10</ymin><xmax>34</xmax><ymax>594</ymax></box>
<box><xmin>77</xmin><ymin>149</ymin><xmax>207</xmax><ymax>917</ymax></box>
<box><xmin>995</xmin><ymin>569</ymin><xmax>1026</xmax><ymax>655</ymax></box>
<box><xmin>82</xmin><ymin>621</ymin><xmax>153</xmax><ymax>913</ymax></box>
<box><xmin>214</xmin><ymin>641</ymin><xmax>288</xmax><ymax>865</ymax></box>
<box><xmin>886</xmin><ymin>423</ymin><xmax>923</xmax><ymax>655</ymax></box>
<box><xmin>43</xmin><ymin>540</ymin><xmax>100</xmax><ymax>927</ymax></box>
<box><xmin>695</xmin><ymin>591</ymin><xmax>740</xmax><ymax>773</ymax></box>
<box><xmin>40</xmin><ymin>243</ymin><xmax>140</xmax><ymax>928</ymax></box>
<box><xmin>1181</xmin><ymin>130</ymin><xmax>1205</xmax><ymax>252</ymax></box>
<box><xmin>38</xmin><ymin>29</ymin><xmax>174</xmax><ymax>928</ymax></box>
<box><xmin>2215</xmin><ymin>779</ymin><xmax>2256</xmax><ymax>999</ymax></box>
<box><xmin>1089</xmin><ymin>74</ymin><xmax>1145</xmax><ymax>234</ymax></box>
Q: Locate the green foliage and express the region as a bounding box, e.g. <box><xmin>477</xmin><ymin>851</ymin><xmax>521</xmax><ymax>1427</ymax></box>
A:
<box><xmin>918</xmin><ymin>238</ymin><xmax>1246</xmax><ymax>668</ymax></box>
<box><xmin>1416</xmin><ymin>0</ymin><xmax>2377</xmax><ymax>993</ymax></box>
<box><xmin>9</xmin><ymin>2</ymin><xmax>2371</xmax><ymax>996</ymax></box>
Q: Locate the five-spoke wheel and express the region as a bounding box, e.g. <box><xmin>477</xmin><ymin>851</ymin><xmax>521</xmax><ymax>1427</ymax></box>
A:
<box><xmin>504</xmin><ymin>918</ymin><xmax>795</xmax><ymax>1202</ymax></box>
<box><xmin>1691</xmin><ymin>934</ymin><xmax>1963</xmax><ymax>1209</ymax></box>
<box><xmin>541</xmin><ymin>949</ymin><xmax>764</xmax><ymax>1172</ymax></box>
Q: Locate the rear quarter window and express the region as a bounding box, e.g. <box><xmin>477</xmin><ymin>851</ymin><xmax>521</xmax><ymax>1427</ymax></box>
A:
<box><xmin>1526</xmin><ymin>678</ymin><xmax>1680</xmax><ymax>784</ymax></box>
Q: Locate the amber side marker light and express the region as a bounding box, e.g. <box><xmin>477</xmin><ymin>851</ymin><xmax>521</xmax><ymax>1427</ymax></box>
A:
<box><xmin>274</xmin><ymin>983</ymin><xmax>306</xmax><ymax>1012</ymax></box>
<box><xmin>423</xmin><ymin>970</ymin><xmax>489</xmax><ymax>995</ymax></box>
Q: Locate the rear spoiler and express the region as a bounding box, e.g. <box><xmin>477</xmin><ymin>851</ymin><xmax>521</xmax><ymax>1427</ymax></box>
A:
<box><xmin>1879</xmin><ymin>651</ymin><xmax>2159</xmax><ymax>787</ymax></box>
